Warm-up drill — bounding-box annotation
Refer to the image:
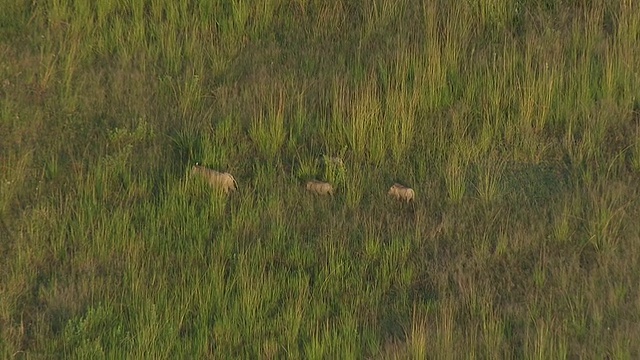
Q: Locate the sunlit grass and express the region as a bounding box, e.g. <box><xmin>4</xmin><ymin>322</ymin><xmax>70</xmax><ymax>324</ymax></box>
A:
<box><xmin>1</xmin><ymin>0</ymin><xmax>639</xmax><ymax>358</ymax></box>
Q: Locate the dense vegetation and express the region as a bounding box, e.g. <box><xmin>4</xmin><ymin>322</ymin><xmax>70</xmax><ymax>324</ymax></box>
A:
<box><xmin>1</xmin><ymin>0</ymin><xmax>639</xmax><ymax>358</ymax></box>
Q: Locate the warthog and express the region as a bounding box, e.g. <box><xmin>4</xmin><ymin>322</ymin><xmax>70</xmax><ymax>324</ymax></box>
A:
<box><xmin>306</xmin><ymin>180</ymin><xmax>334</xmax><ymax>196</ymax></box>
<box><xmin>388</xmin><ymin>183</ymin><xmax>415</xmax><ymax>203</ymax></box>
<box><xmin>191</xmin><ymin>164</ymin><xmax>238</xmax><ymax>193</ymax></box>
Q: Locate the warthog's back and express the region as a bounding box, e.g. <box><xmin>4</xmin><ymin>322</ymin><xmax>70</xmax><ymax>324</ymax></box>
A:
<box><xmin>191</xmin><ymin>165</ymin><xmax>237</xmax><ymax>193</ymax></box>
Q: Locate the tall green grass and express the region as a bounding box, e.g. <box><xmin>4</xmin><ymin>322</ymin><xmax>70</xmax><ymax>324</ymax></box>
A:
<box><xmin>1</xmin><ymin>0</ymin><xmax>640</xmax><ymax>358</ymax></box>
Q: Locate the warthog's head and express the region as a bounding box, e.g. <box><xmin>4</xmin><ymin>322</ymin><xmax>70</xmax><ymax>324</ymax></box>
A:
<box><xmin>191</xmin><ymin>163</ymin><xmax>203</xmax><ymax>176</ymax></box>
<box><xmin>388</xmin><ymin>183</ymin><xmax>403</xmax><ymax>196</ymax></box>
<box><xmin>225</xmin><ymin>173</ymin><xmax>238</xmax><ymax>192</ymax></box>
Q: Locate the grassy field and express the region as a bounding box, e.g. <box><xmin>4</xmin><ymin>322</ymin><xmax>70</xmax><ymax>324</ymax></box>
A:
<box><xmin>1</xmin><ymin>0</ymin><xmax>639</xmax><ymax>358</ymax></box>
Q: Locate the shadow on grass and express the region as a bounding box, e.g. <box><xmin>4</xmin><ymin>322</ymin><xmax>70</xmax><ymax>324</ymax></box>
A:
<box><xmin>501</xmin><ymin>161</ymin><xmax>572</xmax><ymax>206</ymax></box>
